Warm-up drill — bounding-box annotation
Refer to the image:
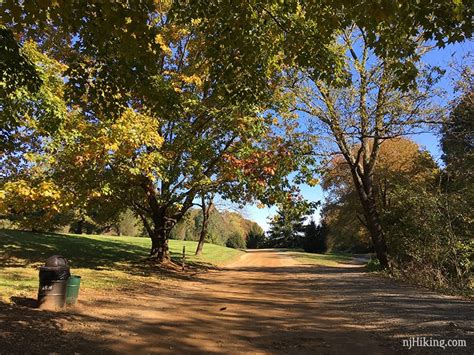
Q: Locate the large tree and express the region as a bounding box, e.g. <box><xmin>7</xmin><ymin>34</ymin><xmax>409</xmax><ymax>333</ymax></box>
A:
<box><xmin>321</xmin><ymin>138</ymin><xmax>437</xmax><ymax>252</ymax></box>
<box><xmin>292</xmin><ymin>28</ymin><xmax>444</xmax><ymax>268</ymax></box>
<box><xmin>0</xmin><ymin>1</ymin><xmax>310</xmax><ymax>263</ymax></box>
<box><xmin>267</xmin><ymin>199</ymin><xmax>316</xmax><ymax>248</ymax></box>
<box><xmin>8</xmin><ymin>3</ymin><xmax>308</xmax><ymax>263</ymax></box>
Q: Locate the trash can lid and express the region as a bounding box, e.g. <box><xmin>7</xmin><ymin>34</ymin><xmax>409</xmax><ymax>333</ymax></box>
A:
<box><xmin>45</xmin><ymin>255</ymin><xmax>68</xmax><ymax>267</ymax></box>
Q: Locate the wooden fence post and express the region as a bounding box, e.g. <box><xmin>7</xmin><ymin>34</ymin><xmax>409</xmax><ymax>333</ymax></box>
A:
<box><xmin>182</xmin><ymin>245</ymin><xmax>186</xmax><ymax>272</ymax></box>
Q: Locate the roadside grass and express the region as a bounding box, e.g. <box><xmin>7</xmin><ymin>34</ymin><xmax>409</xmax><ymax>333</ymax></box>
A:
<box><xmin>286</xmin><ymin>250</ymin><xmax>356</xmax><ymax>267</ymax></box>
<box><xmin>0</xmin><ymin>229</ymin><xmax>244</xmax><ymax>302</ymax></box>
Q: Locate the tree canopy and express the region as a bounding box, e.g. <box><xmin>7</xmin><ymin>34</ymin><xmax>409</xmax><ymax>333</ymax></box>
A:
<box><xmin>1</xmin><ymin>1</ymin><xmax>312</xmax><ymax>261</ymax></box>
<box><xmin>1</xmin><ymin>0</ymin><xmax>472</xmax><ymax>266</ymax></box>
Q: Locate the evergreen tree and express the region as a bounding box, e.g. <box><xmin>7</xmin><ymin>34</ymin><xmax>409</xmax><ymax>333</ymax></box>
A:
<box><xmin>267</xmin><ymin>200</ymin><xmax>315</xmax><ymax>248</ymax></box>
<box><xmin>302</xmin><ymin>220</ymin><xmax>328</xmax><ymax>254</ymax></box>
<box><xmin>246</xmin><ymin>229</ymin><xmax>266</xmax><ymax>249</ymax></box>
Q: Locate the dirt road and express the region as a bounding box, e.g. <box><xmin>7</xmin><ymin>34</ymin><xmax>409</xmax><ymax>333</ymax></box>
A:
<box><xmin>1</xmin><ymin>250</ymin><xmax>472</xmax><ymax>354</ymax></box>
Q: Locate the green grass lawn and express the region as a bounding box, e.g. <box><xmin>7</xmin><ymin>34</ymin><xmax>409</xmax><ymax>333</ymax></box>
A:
<box><xmin>0</xmin><ymin>229</ymin><xmax>244</xmax><ymax>302</ymax></box>
<box><xmin>286</xmin><ymin>250</ymin><xmax>355</xmax><ymax>267</ymax></box>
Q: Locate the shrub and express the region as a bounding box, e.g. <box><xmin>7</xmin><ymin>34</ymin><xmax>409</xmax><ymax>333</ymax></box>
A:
<box><xmin>366</xmin><ymin>257</ymin><xmax>381</xmax><ymax>272</ymax></box>
<box><xmin>226</xmin><ymin>232</ymin><xmax>246</xmax><ymax>249</ymax></box>
<box><xmin>246</xmin><ymin>230</ymin><xmax>265</xmax><ymax>249</ymax></box>
<box><xmin>383</xmin><ymin>185</ymin><xmax>473</xmax><ymax>293</ymax></box>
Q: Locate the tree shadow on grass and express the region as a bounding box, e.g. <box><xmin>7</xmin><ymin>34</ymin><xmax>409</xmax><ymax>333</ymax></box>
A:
<box><xmin>0</xmin><ymin>229</ymin><xmax>214</xmax><ymax>272</ymax></box>
<box><xmin>0</xmin><ymin>229</ymin><xmax>149</xmax><ymax>268</ymax></box>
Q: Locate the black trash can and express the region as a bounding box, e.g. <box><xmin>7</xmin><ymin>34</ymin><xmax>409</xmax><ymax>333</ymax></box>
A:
<box><xmin>37</xmin><ymin>255</ymin><xmax>70</xmax><ymax>310</ymax></box>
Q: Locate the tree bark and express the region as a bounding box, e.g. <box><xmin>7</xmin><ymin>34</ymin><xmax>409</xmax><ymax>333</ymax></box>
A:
<box><xmin>195</xmin><ymin>194</ymin><xmax>213</xmax><ymax>256</ymax></box>
<box><xmin>139</xmin><ymin>177</ymin><xmax>199</xmax><ymax>263</ymax></box>
<box><xmin>360</xmin><ymin>192</ymin><xmax>390</xmax><ymax>269</ymax></box>
<box><xmin>149</xmin><ymin>227</ymin><xmax>170</xmax><ymax>262</ymax></box>
<box><xmin>139</xmin><ymin>179</ymin><xmax>172</xmax><ymax>262</ymax></box>
<box><xmin>351</xmin><ymin>168</ymin><xmax>390</xmax><ymax>269</ymax></box>
<box><xmin>74</xmin><ymin>218</ymin><xmax>84</xmax><ymax>234</ymax></box>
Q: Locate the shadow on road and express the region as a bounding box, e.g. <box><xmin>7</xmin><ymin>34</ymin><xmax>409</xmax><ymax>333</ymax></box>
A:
<box><xmin>1</xmin><ymin>250</ymin><xmax>472</xmax><ymax>354</ymax></box>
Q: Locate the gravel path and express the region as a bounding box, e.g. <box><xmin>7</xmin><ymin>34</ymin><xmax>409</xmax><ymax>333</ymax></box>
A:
<box><xmin>1</xmin><ymin>249</ymin><xmax>472</xmax><ymax>354</ymax></box>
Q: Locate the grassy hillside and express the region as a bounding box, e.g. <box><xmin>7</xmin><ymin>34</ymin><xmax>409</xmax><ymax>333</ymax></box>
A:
<box><xmin>0</xmin><ymin>229</ymin><xmax>244</xmax><ymax>302</ymax></box>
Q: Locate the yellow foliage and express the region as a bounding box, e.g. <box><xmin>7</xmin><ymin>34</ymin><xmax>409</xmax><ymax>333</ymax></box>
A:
<box><xmin>0</xmin><ymin>179</ymin><xmax>69</xmax><ymax>218</ymax></box>
<box><xmin>57</xmin><ymin>109</ymin><xmax>164</xmax><ymax>183</ymax></box>
<box><xmin>154</xmin><ymin>34</ymin><xmax>172</xmax><ymax>56</ymax></box>
<box><xmin>307</xmin><ymin>178</ymin><xmax>319</xmax><ymax>187</ymax></box>
<box><xmin>180</xmin><ymin>74</ymin><xmax>203</xmax><ymax>87</ymax></box>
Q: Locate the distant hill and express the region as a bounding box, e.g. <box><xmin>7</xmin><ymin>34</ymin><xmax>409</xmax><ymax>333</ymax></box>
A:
<box><xmin>170</xmin><ymin>207</ymin><xmax>263</xmax><ymax>246</ymax></box>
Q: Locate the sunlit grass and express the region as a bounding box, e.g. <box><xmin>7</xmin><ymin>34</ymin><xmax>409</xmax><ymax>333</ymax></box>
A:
<box><xmin>287</xmin><ymin>251</ymin><xmax>354</xmax><ymax>267</ymax></box>
<box><xmin>0</xmin><ymin>229</ymin><xmax>244</xmax><ymax>302</ymax></box>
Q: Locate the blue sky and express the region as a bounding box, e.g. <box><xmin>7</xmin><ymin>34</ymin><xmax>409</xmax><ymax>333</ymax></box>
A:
<box><xmin>239</xmin><ymin>40</ymin><xmax>473</xmax><ymax>231</ymax></box>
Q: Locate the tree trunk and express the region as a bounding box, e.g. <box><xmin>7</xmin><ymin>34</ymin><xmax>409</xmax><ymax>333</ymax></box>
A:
<box><xmin>149</xmin><ymin>228</ymin><xmax>170</xmax><ymax>262</ymax></box>
<box><xmin>351</xmin><ymin>169</ymin><xmax>390</xmax><ymax>270</ymax></box>
<box><xmin>75</xmin><ymin>218</ymin><xmax>84</xmax><ymax>234</ymax></box>
<box><xmin>136</xmin><ymin>208</ymin><xmax>170</xmax><ymax>262</ymax></box>
<box><xmin>196</xmin><ymin>195</ymin><xmax>213</xmax><ymax>256</ymax></box>
<box><xmin>360</xmin><ymin>193</ymin><xmax>390</xmax><ymax>269</ymax></box>
<box><xmin>195</xmin><ymin>215</ymin><xmax>207</xmax><ymax>256</ymax></box>
<box><xmin>195</xmin><ymin>228</ymin><xmax>206</xmax><ymax>256</ymax></box>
